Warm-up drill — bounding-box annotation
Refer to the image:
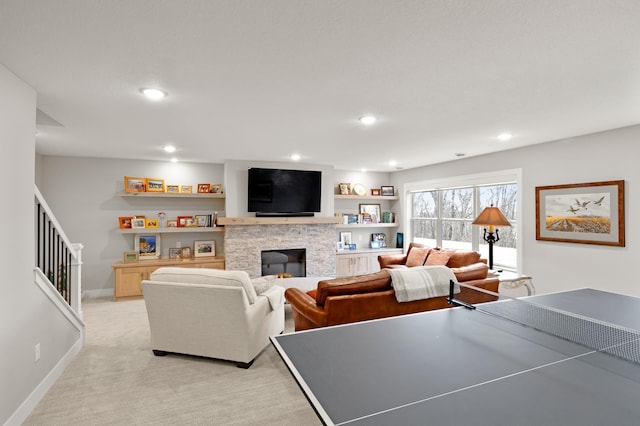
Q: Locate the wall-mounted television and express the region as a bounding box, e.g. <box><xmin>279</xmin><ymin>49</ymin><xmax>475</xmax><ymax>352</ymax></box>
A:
<box><xmin>248</xmin><ymin>168</ymin><xmax>322</xmax><ymax>217</ymax></box>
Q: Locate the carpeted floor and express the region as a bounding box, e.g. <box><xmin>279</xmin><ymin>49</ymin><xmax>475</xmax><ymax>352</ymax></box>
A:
<box><xmin>24</xmin><ymin>298</ymin><xmax>320</xmax><ymax>425</ymax></box>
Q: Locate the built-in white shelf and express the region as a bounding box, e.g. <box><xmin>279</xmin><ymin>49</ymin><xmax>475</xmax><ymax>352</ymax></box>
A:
<box><xmin>334</xmin><ymin>195</ymin><xmax>399</xmax><ymax>201</ymax></box>
<box><xmin>335</xmin><ymin>223</ymin><xmax>399</xmax><ymax>229</ymax></box>
<box><xmin>119</xmin><ymin>227</ymin><xmax>223</xmax><ymax>234</ymax></box>
<box><xmin>218</xmin><ymin>216</ymin><xmax>340</xmax><ymax>226</ymax></box>
<box><xmin>118</xmin><ymin>192</ymin><xmax>225</xmax><ymax>199</ymax></box>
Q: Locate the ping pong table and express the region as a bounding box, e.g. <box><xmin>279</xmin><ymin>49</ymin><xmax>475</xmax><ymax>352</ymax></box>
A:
<box><xmin>271</xmin><ymin>288</ymin><xmax>640</xmax><ymax>425</ymax></box>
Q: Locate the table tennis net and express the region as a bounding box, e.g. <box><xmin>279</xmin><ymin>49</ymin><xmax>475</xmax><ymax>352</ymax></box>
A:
<box><xmin>455</xmin><ymin>282</ymin><xmax>640</xmax><ymax>365</ymax></box>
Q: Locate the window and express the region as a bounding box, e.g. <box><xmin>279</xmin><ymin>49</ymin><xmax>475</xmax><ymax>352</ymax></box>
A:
<box><xmin>410</xmin><ymin>174</ymin><xmax>518</xmax><ymax>270</ymax></box>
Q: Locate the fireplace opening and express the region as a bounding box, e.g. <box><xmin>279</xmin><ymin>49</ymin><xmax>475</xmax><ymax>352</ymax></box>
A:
<box><xmin>261</xmin><ymin>248</ymin><xmax>306</xmax><ymax>278</ymax></box>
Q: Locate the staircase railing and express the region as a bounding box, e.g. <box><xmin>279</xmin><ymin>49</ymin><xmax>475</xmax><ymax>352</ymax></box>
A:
<box><xmin>34</xmin><ymin>185</ymin><xmax>83</xmax><ymax>316</ymax></box>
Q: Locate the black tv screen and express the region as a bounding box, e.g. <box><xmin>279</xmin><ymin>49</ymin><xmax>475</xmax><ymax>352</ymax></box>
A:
<box><xmin>248</xmin><ymin>168</ymin><xmax>322</xmax><ymax>216</ymax></box>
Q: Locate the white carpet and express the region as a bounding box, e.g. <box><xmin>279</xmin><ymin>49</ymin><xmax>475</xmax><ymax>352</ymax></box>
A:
<box><xmin>24</xmin><ymin>298</ymin><xmax>320</xmax><ymax>425</ymax></box>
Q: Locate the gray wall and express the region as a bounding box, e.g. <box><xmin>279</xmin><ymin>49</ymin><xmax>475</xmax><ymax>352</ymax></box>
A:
<box><xmin>392</xmin><ymin>125</ymin><xmax>640</xmax><ymax>297</ymax></box>
<box><xmin>1</xmin><ymin>65</ymin><xmax>80</xmax><ymax>424</ymax></box>
<box><xmin>37</xmin><ymin>157</ymin><xmax>225</xmax><ymax>296</ymax></box>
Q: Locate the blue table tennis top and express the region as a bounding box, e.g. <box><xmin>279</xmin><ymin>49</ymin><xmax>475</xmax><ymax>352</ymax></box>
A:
<box><xmin>272</xmin><ymin>288</ymin><xmax>640</xmax><ymax>426</ymax></box>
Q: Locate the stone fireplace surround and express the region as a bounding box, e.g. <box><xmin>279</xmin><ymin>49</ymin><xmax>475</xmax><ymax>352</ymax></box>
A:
<box><xmin>220</xmin><ymin>217</ymin><xmax>337</xmax><ymax>278</ymax></box>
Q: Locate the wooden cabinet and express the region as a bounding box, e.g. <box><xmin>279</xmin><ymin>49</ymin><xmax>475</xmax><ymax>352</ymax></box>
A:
<box><xmin>112</xmin><ymin>257</ymin><xmax>225</xmax><ymax>301</ymax></box>
<box><xmin>335</xmin><ymin>248</ymin><xmax>402</xmax><ymax>278</ymax></box>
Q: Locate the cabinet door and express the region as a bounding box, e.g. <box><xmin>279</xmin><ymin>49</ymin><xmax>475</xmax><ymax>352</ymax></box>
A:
<box><xmin>336</xmin><ymin>256</ymin><xmax>353</xmax><ymax>278</ymax></box>
<box><xmin>114</xmin><ymin>268</ymin><xmax>144</xmax><ymax>299</ymax></box>
<box><xmin>352</xmin><ymin>255</ymin><xmax>370</xmax><ymax>275</ymax></box>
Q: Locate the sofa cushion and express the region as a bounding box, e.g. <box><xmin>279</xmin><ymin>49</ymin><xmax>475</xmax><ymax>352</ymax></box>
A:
<box><xmin>149</xmin><ymin>267</ymin><xmax>258</xmax><ymax>304</ymax></box>
<box><xmin>315</xmin><ymin>270</ymin><xmax>391</xmax><ymax>306</ymax></box>
<box><xmin>251</xmin><ymin>275</ymin><xmax>277</xmax><ymax>295</ymax></box>
<box><xmin>405</xmin><ymin>247</ymin><xmax>431</xmax><ymax>267</ymax></box>
<box><xmin>446</xmin><ymin>250</ymin><xmax>481</xmax><ymax>268</ymax></box>
<box><xmin>451</xmin><ymin>262</ymin><xmax>489</xmax><ymax>282</ymax></box>
<box><xmin>425</xmin><ymin>250</ymin><xmax>452</xmax><ymax>266</ymax></box>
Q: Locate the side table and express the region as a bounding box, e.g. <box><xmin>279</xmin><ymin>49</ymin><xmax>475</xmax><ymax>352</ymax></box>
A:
<box><xmin>496</xmin><ymin>271</ymin><xmax>535</xmax><ymax>297</ymax></box>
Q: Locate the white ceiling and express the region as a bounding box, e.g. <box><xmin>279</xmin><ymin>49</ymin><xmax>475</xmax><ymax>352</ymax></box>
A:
<box><xmin>1</xmin><ymin>1</ymin><xmax>639</xmax><ymax>171</ymax></box>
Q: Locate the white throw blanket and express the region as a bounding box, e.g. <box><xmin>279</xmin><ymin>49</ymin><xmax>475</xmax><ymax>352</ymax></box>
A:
<box><xmin>260</xmin><ymin>286</ymin><xmax>285</xmax><ymax>310</ymax></box>
<box><xmin>388</xmin><ymin>266</ymin><xmax>459</xmax><ymax>302</ymax></box>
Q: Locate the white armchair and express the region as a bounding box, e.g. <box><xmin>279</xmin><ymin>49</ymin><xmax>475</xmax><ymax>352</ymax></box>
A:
<box><xmin>141</xmin><ymin>267</ymin><xmax>285</xmax><ymax>368</ymax></box>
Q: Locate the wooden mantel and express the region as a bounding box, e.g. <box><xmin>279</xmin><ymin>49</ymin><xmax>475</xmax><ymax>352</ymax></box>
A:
<box><xmin>218</xmin><ymin>216</ymin><xmax>340</xmax><ymax>226</ymax></box>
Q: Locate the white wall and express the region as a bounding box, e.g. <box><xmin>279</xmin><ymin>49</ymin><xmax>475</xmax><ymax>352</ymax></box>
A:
<box><xmin>37</xmin><ymin>157</ymin><xmax>225</xmax><ymax>296</ymax></box>
<box><xmin>0</xmin><ymin>65</ymin><xmax>80</xmax><ymax>424</ymax></box>
<box><xmin>392</xmin><ymin>125</ymin><xmax>640</xmax><ymax>297</ymax></box>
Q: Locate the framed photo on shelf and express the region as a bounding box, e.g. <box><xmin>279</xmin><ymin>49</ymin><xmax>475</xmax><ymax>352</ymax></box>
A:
<box><xmin>359</xmin><ymin>203</ymin><xmax>382</xmax><ymax>223</ymax></box>
<box><xmin>381</xmin><ymin>186</ymin><xmax>395</xmax><ymax>196</ymax></box>
<box><xmin>118</xmin><ymin>216</ymin><xmax>133</xmax><ymax>229</ymax></box>
<box><xmin>124</xmin><ymin>176</ymin><xmax>146</xmax><ymax>193</ymax></box>
<box><xmin>195</xmin><ymin>214</ymin><xmax>211</xmax><ymax>227</ymax></box>
<box><xmin>145</xmin><ymin>218</ymin><xmax>159</xmax><ymax>228</ymax></box>
<box><xmin>181</xmin><ymin>246</ymin><xmax>192</xmax><ymax>259</ymax></box>
<box><xmin>166</xmin><ymin>184</ymin><xmax>180</xmax><ymax>193</ymax></box>
<box><xmin>184</xmin><ymin>217</ymin><xmax>198</xmax><ymax>227</ymax></box>
<box><xmin>146</xmin><ymin>178</ymin><xmax>165</xmax><ymax>192</ymax></box>
<box><xmin>135</xmin><ymin>234</ymin><xmax>160</xmax><ymax>260</ymax></box>
<box><xmin>122</xmin><ymin>251</ymin><xmax>139</xmax><ymax>263</ymax></box>
<box><xmin>168</xmin><ymin>248</ymin><xmax>182</xmax><ymax>259</ymax></box>
<box><xmin>197</xmin><ymin>183</ymin><xmax>211</xmax><ymax>193</ymax></box>
<box><xmin>166</xmin><ymin>219</ymin><xmax>178</xmax><ymax>227</ymax></box>
<box><xmin>180</xmin><ymin>185</ymin><xmax>193</xmax><ymax>194</ymax></box>
<box><xmin>371</xmin><ymin>188</ymin><xmax>381</xmax><ymax>196</ymax></box>
<box><xmin>372</xmin><ymin>232</ymin><xmax>387</xmax><ymax>247</ymax></box>
<box><xmin>210</xmin><ymin>184</ymin><xmax>223</xmax><ymax>194</ymax></box>
<box><xmin>194</xmin><ymin>240</ymin><xmax>215</xmax><ymax>257</ymax></box>
<box><xmin>340</xmin><ymin>231</ymin><xmax>352</xmax><ymax>246</ymax></box>
<box><xmin>131</xmin><ymin>217</ymin><xmax>146</xmax><ymax>229</ymax></box>
<box><xmin>535</xmin><ymin>180</ymin><xmax>625</xmax><ymax>246</ymax></box>
<box><xmin>338</xmin><ymin>183</ymin><xmax>351</xmax><ymax>195</ymax></box>
<box><xmin>177</xmin><ymin>216</ymin><xmax>193</xmax><ymax>227</ymax></box>
<box><xmin>336</xmin><ymin>241</ymin><xmax>345</xmax><ymax>251</ymax></box>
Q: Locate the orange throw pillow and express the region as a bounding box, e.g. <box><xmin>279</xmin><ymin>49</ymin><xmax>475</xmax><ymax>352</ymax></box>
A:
<box><xmin>425</xmin><ymin>250</ymin><xmax>452</xmax><ymax>266</ymax></box>
<box><xmin>405</xmin><ymin>247</ymin><xmax>431</xmax><ymax>267</ymax></box>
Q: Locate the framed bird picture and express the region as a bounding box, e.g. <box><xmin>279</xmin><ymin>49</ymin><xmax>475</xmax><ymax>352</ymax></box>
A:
<box><xmin>535</xmin><ymin>180</ymin><xmax>624</xmax><ymax>246</ymax></box>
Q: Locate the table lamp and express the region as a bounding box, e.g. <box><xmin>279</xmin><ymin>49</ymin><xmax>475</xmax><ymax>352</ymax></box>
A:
<box><xmin>472</xmin><ymin>205</ymin><xmax>511</xmax><ymax>270</ymax></box>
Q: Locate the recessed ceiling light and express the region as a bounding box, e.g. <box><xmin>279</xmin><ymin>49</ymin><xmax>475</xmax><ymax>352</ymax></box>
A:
<box><xmin>361</xmin><ymin>168</ymin><xmax>367</xmax><ymax>173</ymax></box>
<box><xmin>170</xmin><ymin>157</ymin><xmax>178</xmax><ymax>163</ymax></box>
<box><xmin>497</xmin><ymin>132</ymin><xmax>513</xmax><ymax>141</ymax></box>
<box><xmin>290</xmin><ymin>154</ymin><xmax>301</xmax><ymax>161</ymax></box>
<box><xmin>389</xmin><ymin>160</ymin><xmax>397</xmax><ymax>167</ymax></box>
<box><xmin>359</xmin><ymin>116</ymin><xmax>377</xmax><ymax>125</ymax></box>
<box><xmin>140</xmin><ymin>88</ymin><xmax>167</xmax><ymax>100</ymax></box>
<box><xmin>163</xmin><ymin>145</ymin><xmax>176</xmax><ymax>153</ymax></box>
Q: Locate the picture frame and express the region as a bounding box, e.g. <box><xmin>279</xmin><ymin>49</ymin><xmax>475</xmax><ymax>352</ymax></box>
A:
<box><xmin>177</xmin><ymin>216</ymin><xmax>193</xmax><ymax>227</ymax></box>
<box><xmin>135</xmin><ymin>234</ymin><xmax>161</xmax><ymax>260</ymax></box>
<box><xmin>336</xmin><ymin>241</ymin><xmax>345</xmax><ymax>252</ymax></box>
<box><xmin>180</xmin><ymin>185</ymin><xmax>193</xmax><ymax>194</ymax></box>
<box><xmin>146</xmin><ymin>177</ymin><xmax>165</xmax><ymax>192</ymax></box>
<box><xmin>210</xmin><ymin>184</ymin><xmax>223</xmax><ymax>194</ymax></box>
<box><xmin>184</xmin><ymin>217</ymin><xmax>198</xmax><ymax>227</ymax></box>
<box><xmin>166</xmin><ymin>184</ymin><xmax>180</xmax><ymax>194</ymax></box>
<box><xmin>339</xmin><ymin>183</ymin><xmax>351</xmax><ymax>195</ymax></box>
<box><xmin>124</xmin><ymin>176</ymin><xmax>146</xmax><ymax>193</ymax></box>
<box><xmin>166</xmin><ymin>219</ymin><xmax>178</xmax><ymax>228</ymax></box>
<box><xmin>359</xmin><ymin>203</ymin><xmax>382</xmax><ymax>223</ymax></box>
<box><xmin>145</xmin><ymin>218</ymin><xmax>159</xmax><ymax>228</ymax></box>
<box><xmin>372</xmin><ymin>232</ymin><xmax>387</xmax><ymax>247</ymax></box>
<box><xmin>381</xmin><ymin>186</ymin><xmax>395</xmax><ymax>196</ymax></box>
<box><xmin>194</xmin><ymin>240</ymin><xmax>215</xmax><ymax>257</ymax></box>
<box><xmin>168</xmin><ymin>248</ymin><xmax>182</xmax><ymax>259</ymax></box>
<box><xmin>131</xmin><ymin>217</ymin><xmax>146</xmax><ymax>229</ymax></box>
<box><xmin>195</xmin><ymin>214</ymin><xmax>211</xmax><ymax>227</ymax></box>
<box><xmin>340</xmin><ymin>231</ymin><xmax>352</xmax><ymax>246</ymax></box>
<box><xmin>122</xmin><ymin>251</ymin><xmax>139</xmax><ymax>263</ymax></box>
<box><xmin>197</xmin><ymin>183</ymin><xmax>211</xmax><ymax>193</ymax></box>
<box><xmin>371</xmin><ymin>188</ymin><xmax>381</xmax><ymax>196</ymax></box>
<box><xmin>181</xmin><ymin>246</ymin><xmax>192</xmax><ymax>259</ymax></box>
<box><xmin>535</xmin><ymin>180</ymin><xmax>625</xmax><ymax>247</ymax></box>
<box><xmin>118</xmin><ymin>216</ymin><xmax>133</xmax><ymax>229</ymax></box>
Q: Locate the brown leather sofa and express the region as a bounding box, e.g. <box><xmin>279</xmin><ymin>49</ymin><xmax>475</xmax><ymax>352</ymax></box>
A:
<box><xmin>285</xmin><ymin>266</ymin><xmax>499</xmax><ymax>331</ymax></box>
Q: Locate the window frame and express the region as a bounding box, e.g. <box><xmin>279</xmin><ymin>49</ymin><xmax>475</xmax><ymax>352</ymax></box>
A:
<box><xmin>404</xmin><ymin>169</ymin><xmax>523</xmax><ymax>272</ymax></box>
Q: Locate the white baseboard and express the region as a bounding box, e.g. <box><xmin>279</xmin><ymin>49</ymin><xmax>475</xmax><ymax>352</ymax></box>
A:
<box><xmin>4</xmin><ymin>339</ymin><xmax>83</xmax><ymax>426</ymax></box>
<box><xmin>82</xmin><ymin>288</ymin><xmax>113</xmax><ymax>299</ymax></box>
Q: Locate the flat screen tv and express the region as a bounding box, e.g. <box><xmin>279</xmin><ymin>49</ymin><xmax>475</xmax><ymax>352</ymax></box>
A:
<box><xmin>248</xmin><ymin>168</ymin><xmax>322</xmax><ymax>216</ymax></box>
